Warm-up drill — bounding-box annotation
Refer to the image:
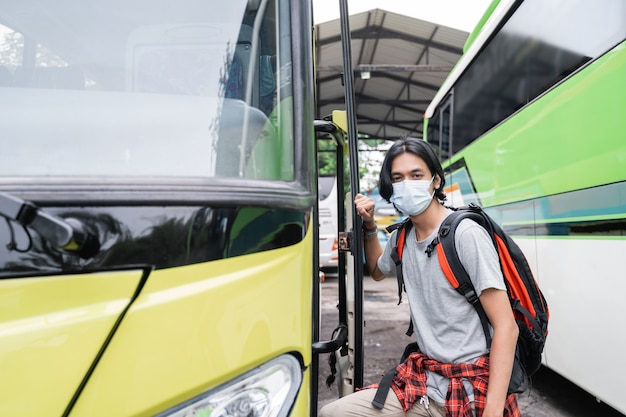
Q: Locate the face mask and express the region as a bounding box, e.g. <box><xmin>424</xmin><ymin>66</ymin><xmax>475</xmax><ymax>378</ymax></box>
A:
<box><xmin>390</xmin><ymin>178</ymin><xmax>435</xmax><ymax>216</ymax></box>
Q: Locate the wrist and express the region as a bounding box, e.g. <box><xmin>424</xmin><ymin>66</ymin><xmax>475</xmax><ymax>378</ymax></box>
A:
<box><xmin>362</xmin><ymin>221</ymin><xmax>377</xmax><ymax>232</ymax></box>
<box><xmin>362</xmin><ymin>222</ymin><xmax>378</xmax><ymax>236</ymax></box>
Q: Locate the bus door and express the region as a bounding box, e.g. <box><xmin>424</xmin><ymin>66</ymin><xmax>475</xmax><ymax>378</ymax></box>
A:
<box><xmin>312</xmin><ymin>0</ymin><xmax>366</xmax><ymax>406</ymax></box>
<box><xmin>312</xmin><ymin>112</ymin><xmax>365</xmax><ymax>403</ymax></box>
<box><xmin>335</xmin><ymin>0</ymin><xmax>366</xmax><ymax>394</ymax></box>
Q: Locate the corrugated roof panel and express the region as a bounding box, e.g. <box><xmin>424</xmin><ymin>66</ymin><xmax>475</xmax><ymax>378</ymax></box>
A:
<box><xmin>315</xmin><ymin>8</ymin><xmax>469</xmax><ymax>140</ymax></box>
<box><xmin>360</xmin><ymin>77</ymin><xmax>404</xmax><ymax>100</ymax></box>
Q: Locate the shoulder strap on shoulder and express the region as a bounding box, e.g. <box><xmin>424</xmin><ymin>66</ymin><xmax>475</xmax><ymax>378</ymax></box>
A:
<box><xmin>385</xmin><ymin>221</ymin><xmax>404</xmax><ymax>234</ymax></box>
<box><xmin>390</xmin><ymin>218</ymin><xmax>412</xmax><ymax>305</ymax></box>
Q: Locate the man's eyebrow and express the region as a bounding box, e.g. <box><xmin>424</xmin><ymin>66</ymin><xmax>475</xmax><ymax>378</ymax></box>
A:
<box><xmin>391</xmin><ymin>168</ymin><xmax>425</xmax><ymax>175</ymax></box>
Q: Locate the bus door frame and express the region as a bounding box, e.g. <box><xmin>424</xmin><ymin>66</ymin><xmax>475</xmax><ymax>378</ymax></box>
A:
<box><xmin>311</xmin><ymin>0</ymin><xmax>365</xmax><ymax>413</ymax></box>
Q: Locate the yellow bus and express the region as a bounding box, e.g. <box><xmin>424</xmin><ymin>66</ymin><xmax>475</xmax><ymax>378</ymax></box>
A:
<box><xmin>0</xmin><ymin>0</ymin><xmax>364</xmax><ymax>415</ymax></box>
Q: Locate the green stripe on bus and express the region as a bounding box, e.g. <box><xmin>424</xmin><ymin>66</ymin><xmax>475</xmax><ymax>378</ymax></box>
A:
<box><xmin>482</xmin><ymin>181</ymin><xmax>626</xmax><ymax>237</ymax></box>
<box><xmin>448</xmin><ymin>41</ymin><xmax>626</xmax><ymax>208</ymax></box>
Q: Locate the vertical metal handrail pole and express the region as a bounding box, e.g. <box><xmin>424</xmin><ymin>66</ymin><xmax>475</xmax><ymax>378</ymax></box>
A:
<box><xmin>338</xmin><ymin>0</ymin><xmax>364</xmax><ymax>389</ymax></box>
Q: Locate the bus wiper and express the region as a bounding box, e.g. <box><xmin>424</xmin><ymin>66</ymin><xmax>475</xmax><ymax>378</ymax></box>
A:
<box><xmin>0</xmin><ymin>192</ymin><xmax>100</xmax><ymax>259</ymax></box>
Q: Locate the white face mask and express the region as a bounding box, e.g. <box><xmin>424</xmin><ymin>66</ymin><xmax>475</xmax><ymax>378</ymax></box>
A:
<box><xmin>390</xmin><ymin>178</ymin><xmax>435</xmax><ymax>216</ymax></box>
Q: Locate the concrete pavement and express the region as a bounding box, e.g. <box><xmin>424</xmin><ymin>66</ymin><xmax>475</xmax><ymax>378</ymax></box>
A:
<box><xmin>316</xmin><ymin>274</ymin><xmax>625</xmax><ymax>416</ymax></box>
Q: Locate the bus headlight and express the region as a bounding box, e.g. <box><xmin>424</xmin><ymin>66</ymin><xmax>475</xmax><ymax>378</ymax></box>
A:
<box><xmin>156</xmin><ymin>355</ymin><xmax>302</xmax><ymax>417</ymax></box>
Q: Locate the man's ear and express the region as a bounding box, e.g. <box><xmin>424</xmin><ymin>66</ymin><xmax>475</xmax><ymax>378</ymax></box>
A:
<box><xmin>434</xmin><ymin>174</ymin><xmax>441</xmax><ymax>190</ymax></box>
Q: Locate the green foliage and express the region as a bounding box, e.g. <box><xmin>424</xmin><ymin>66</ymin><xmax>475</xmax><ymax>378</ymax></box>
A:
<box><xmin>0</xmin><ymin>30</ymin><xmax>69</xmax><ymax>70</ymax></box>
<box><xmin>317</xmin><ymin>138</ymin><xmax>339</xmax><ymax>176</ymax></box>
<box><xmin>317</xmin><ymin>136</ymin><xmax>391</xmax><ymax>194</ymax></box>
<box><xmin>0</xmin><ymin>31</ymin><xmax>22</xmax><ymax>69</ymax></box>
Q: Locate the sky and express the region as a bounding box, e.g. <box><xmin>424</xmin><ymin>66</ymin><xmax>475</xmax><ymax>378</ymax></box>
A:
<box><xmin>312</xmin><ymin>0</ymin><xmax>493</xmax><ymax>32</ymax></box>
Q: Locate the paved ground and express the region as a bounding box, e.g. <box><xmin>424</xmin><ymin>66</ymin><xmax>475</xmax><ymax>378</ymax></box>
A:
<box><xmin>316</xmin><ymin>274</ymin><xmax>625</xmax><ymax>416</ymax></box>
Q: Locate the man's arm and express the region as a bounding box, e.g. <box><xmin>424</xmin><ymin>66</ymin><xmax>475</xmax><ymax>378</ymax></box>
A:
<box><xmin>480</xmin><ymin>288</ymin><xmax>519</xmax><ymax>417</ymax></box>
<box><xmin>354</xmin><ymin>193</ymin><xmax>385</xmax><ymax>280</ymax></box>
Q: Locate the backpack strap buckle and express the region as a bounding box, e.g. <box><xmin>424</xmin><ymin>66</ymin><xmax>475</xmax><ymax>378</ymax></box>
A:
<box><xmin>458</xmin><ymin>281</ymin><xmax>479</xmax><ymax>304</ymax></box>
<box><xmin>425</xmin><ymin>237</ymin><xmax>439</xmax><ymax>257</ymax></box>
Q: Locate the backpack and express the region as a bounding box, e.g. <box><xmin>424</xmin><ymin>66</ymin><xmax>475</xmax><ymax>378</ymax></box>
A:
<box><xmin>373</xmin><ymin>203</ymin><xmax>549</xmax><ymax>407</ymax></box>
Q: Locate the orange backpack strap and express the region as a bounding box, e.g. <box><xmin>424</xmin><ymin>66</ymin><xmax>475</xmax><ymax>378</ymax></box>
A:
<box><xmin>389</xmin><ymin>219</ymin><xmax>411</xmax><ymax>305</ymax></box>
<box><xmin>385</xmin><ymin>203</ymin><xmax>549</xmax><ymax>395</ymax></box>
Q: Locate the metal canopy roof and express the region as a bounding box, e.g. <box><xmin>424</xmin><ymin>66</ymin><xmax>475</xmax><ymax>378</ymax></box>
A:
<box><xmin>315</xmin><ymin>9</ymin><xmax>469</xmax><ymax>140</ymax></box>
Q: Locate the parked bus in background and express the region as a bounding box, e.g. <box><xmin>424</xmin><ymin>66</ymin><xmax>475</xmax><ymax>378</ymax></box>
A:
<box><xmin>318</xmin><ymin>175</ymin><xmax>339</xmax><ymax>273</ymax></box>
<box><xmin>424</xmin><ymin>0</ymin><xmax>626</xmax><ymax>413</ymax></box>
<box><xmin>0</xmin><ymin>0</ymin><xmax>363</xmax><ymax>416</ymax></box>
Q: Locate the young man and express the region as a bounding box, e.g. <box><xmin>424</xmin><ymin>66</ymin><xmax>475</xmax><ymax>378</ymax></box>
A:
<box><xmin>320</xmin><ymin>138</ymin><xmax>520</xmax><ymax>417</ymax></box>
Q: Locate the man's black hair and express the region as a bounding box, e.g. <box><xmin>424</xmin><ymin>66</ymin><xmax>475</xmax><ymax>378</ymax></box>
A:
<box><xmin>378</xmin><ymin>137</ymin><xmax>447</xmax><ymax>203</ymax></box>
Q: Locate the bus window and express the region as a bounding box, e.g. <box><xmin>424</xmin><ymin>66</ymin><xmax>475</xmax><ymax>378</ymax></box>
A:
<box><xmin>440</xmin><ymin>100</ymin><xmax>452</xmax><ymax>160</ymax></box>
<box><xmin>0</xmin><ymin>0</ymin><xmax>292</xmax><ymax>181</ymax></box>
<box><xmin>450</xmin><ymin>0</ymin><xmax>626</xmax><ymax>154</ymax></box>
<box><xmin>425</xmin><ymin>95</ymin><xmax>452</xmax><ymax>160</ymax></box>
<box><xmin>425</xmin><ymin>115</ymin><xmax>439</xmax><ymax>156</ymax></box>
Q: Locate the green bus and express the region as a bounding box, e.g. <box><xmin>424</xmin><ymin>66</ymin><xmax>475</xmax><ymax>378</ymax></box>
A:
<box><xmin>424</xmin><ymin>0</ymin><xmax>626</xmax><ymax>414</ymax></box>
<box><xmin>0</xmin><ymin>0</ymin><xmax>365</xmax><ymax>415</ymax></box>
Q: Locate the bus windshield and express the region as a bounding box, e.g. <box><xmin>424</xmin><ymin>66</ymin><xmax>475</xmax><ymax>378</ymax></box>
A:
<box><xmin>0</xmin><ymin>0</ymin><xmax>294</xmax><ymax>180</ymax></box>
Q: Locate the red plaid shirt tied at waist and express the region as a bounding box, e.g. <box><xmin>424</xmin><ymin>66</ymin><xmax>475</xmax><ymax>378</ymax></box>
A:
<box><xmin>389</xmin><ymin>352</ymin><xmax>520</xmax><ymax>417</ymax></box>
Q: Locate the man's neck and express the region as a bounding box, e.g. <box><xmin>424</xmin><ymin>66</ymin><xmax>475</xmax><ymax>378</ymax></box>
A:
<box><xmin>409</xmin><ymin>201</ymin><xmax>449</xmax><ymax>241</ymax></box>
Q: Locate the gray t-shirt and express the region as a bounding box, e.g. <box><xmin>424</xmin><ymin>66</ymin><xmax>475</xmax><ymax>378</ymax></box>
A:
<box><xmin>377</xmin><ymin>212</ymin><xmax>506</xmax><ymax>403</ymax></box>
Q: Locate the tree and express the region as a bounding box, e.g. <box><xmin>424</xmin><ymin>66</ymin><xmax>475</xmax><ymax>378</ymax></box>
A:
<box><xmin>0</xmin><ymin>29</ymin><xmax>69</xmax><ymax>71</ymax></box>
<box><xmin>0</xmin><ymin>31</ymin><xmax>23</xmax><ymax>70</ymax></box>
<box><xmin>317</xmin><ymin>135</ymin><xmax>391</xmax><ymax>195</ymax></box>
